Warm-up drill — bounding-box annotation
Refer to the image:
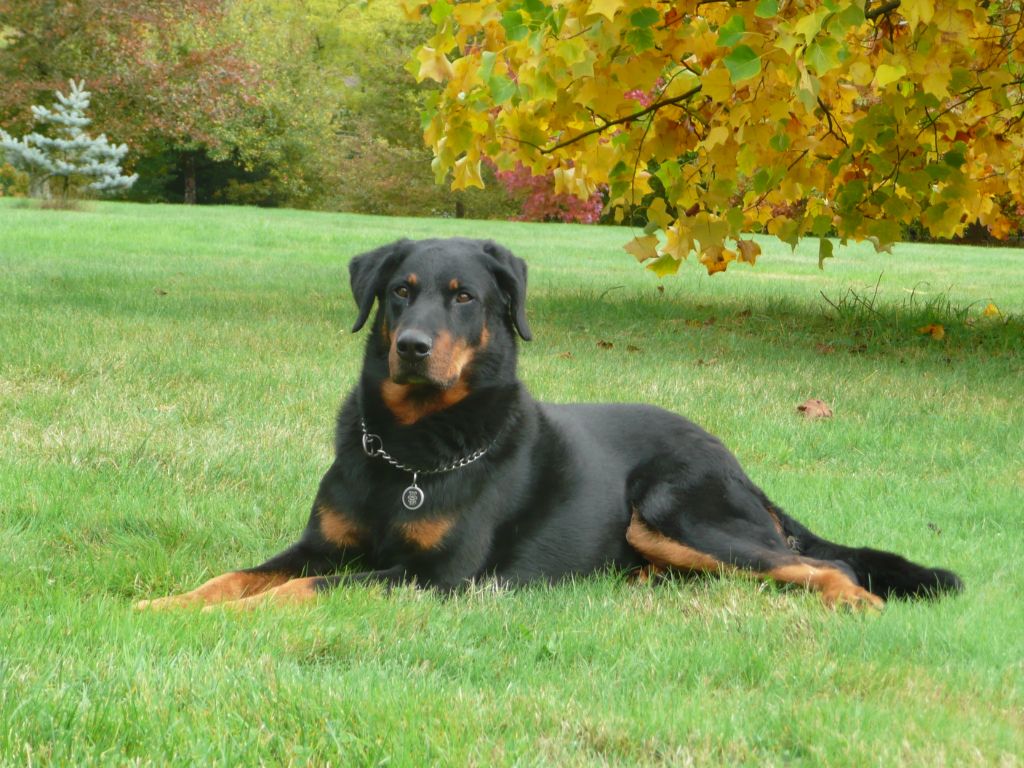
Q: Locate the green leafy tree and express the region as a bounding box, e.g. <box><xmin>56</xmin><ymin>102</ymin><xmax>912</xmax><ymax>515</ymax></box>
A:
<box><xmin>0</xmin><ymin>80</ymin><xmax>137</xmax><ymax>200</ymax></box>
<box><xmin>231</xmin><ymin>0</ymin><xmax>516</xmax><ymax>216</ymax></box>
<box><xmin>0</xmin><ymin>0</ymin><xmax>260</xmax><ymax>203</ymax></box>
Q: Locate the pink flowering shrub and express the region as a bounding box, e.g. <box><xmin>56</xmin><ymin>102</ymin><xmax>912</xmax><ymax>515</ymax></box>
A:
<box><xmin>624</xmin><ymin>78</ymin><xmax>663</xmax><ymax>108</ymax></box>
<box><xmin>494</xmin><ymin>162</ymin><xmax>605</xmax><ymax>224</ymax></box>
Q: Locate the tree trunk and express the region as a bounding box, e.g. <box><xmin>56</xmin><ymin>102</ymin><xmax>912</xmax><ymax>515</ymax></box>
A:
<box><xmin>183</xmin><ymin>154</ymin><xmax>197</xmax><ymax>205</ymax></box>
<box><xmin>30</xmin><ymin>176</ymin><xmax>51</xmax><ymax>199</ymax></box>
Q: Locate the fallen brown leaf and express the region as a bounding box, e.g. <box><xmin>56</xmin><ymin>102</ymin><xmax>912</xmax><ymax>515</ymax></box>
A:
<box><xmin>797</xmin><ymin>398</ymin><xmax>833</xmax><ymax>419</ymax></box>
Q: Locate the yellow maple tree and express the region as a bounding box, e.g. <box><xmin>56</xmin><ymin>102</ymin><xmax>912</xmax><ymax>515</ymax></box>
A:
<box><xmin>408</xmin><ymin>0</ymin><xmax>1024</xmax><ymax>274</ymax></box>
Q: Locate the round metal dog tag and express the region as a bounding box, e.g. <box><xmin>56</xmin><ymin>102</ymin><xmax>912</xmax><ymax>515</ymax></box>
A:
<box><xmin>402</xmin><ymin>483</ymin><xmax>425</xmax><ymax>511</ymax></box>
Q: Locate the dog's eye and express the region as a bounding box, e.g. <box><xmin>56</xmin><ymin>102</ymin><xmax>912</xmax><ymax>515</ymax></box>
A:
<box><xmin>393</xmin><ymin>285</ymin><xmax>410</xmax><ymax>299</ymax></box>
<box><xmin>454</xmin><ymin>290</ymin><xmax>474</xmax><ymax>304</ymax></box>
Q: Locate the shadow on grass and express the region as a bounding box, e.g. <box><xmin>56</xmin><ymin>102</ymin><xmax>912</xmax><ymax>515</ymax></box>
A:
<box><xmin>527</xmin><ymin>287</ymin><xmax>1023</xmax><ymax>362</ymax></box>
<box><xmin>21</xmin><ymin>266</ymin><xmax>1023</xmax><ymax>365</ymax></box>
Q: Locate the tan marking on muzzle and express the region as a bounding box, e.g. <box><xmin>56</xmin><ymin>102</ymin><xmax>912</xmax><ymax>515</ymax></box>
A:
<box><xmin>430</xmin><ymin>330</ymin><xmax>475</xmax><ymax>385</ymax></box>
<box><xmin>383</xmin><ymin>328</ymin><xmax>478</xmax><ymax>425</ymax></box>
<box><xmin>380</xmin><ymin>379</ymin><xmax>471</xmax><ymax>425</ymax></box>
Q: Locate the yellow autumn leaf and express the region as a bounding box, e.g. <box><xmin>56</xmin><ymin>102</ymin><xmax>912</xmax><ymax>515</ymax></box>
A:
<box><xmin>874</xmin><ymin>64</ymin><xmax>906</xmax><ymax>88</ymax></box>
<box><xmin>848</xmin><ymin>61</ymin><xmax>874</xmax><ymax>87</ymax></box>
<box><xmin>700</xmin><ymin>245</ymin><xmax>736</xmax><ymax>275</ymax></box>
<box><xmin>415</xmin><ymin>46</ymin><xmax>455</xmax><ymax>83</ymax></box>
<box><xmin>587</xmin><ymin>0</ymin><xmax>624</xmax><ymax>22</ymax></box>
<box><xmin>982</xmin><ymin>303</ymin><xmax>1001</xmax><ymax>317</ymax></box>
<box><xmin>646</xmin><ymin>197</ymin><xmax>673</xmax><ymax>229</ymax></box>
<box><xmin>919</xmin><ymin>54</ymin><xmax>951</xmax><ymax>99</ymax></box>
<box><xmin>451</xmin><ymin>155</ymin><xmax>484</xmax><ymax>190</ymax></box>
<box><xmin>736</xmin><ymin>240</ymin><xmax>761</xmax><ymax>265</ymax></box>
<box><xmin>792</xmin><ymin>6</ymin><xmax>830</xmax><ymax>42</ymax></box>
<box><xmin>917</xmin><ymin>323</ymin><xmax>945</xmax><ymax>340</ymax></box>
<box><xmin>700</xmin><ymin>68</ymin><xmax>733</xmax><ymax>103</ymax></box>
<box><xmin>899</xmin><ymin>0</ymin><xmax>934</xmax><ymax>28</ymax></box>
<box><xmin>690</xmin><ymin>213</ymin><xmax>730</xmax><ymax>249</ymax></box>
<box><xmin>662</xmin><ymin>222</ymin><xmax>694</xmax><ymax>262</ymax></box>
<box><xmin>624</xmin><ymin>235</ymin><xmax>659</xmax><ymax>263</ymax></box>
<box><xmin>986</xmin><ymin>214</ymin><xmax>1014</xmax><ymax>240</ymax></box>
<box><xmin>704</xmin><ymin>125</ymin><xmax>731</xmax><ymax>150</ymax></box>
<box><xmin>921</xmin><ymin>69</ymin><xmax>950</xmax><ymax>99</ymax></box>
<box><xmin>451</xmin><ymin>2</ymin><xmax>494</xmax><ymax>26</ymax></box>
<box><xmin>647</xmin><ymin>253</ymin><xmax>683</xmax><ymax>278</ymax></box>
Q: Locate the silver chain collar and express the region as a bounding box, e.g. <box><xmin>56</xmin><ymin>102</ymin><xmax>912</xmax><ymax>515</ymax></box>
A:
<box><xmin>360</xmin><ymin>418</ymin><xmax>500</xmax><ymax>511</ymax></box>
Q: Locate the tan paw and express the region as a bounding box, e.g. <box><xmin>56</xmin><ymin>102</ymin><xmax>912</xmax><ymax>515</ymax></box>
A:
<box><xmin>202</xmin><ymin>577</ymin><xmax>322</xmax><ymax>612</ymax></box>
<box><xmin>135</xmin><ymin>593</ymin><xmax>204</xmax><ymax>611</ymax></box>
<box><xmin>823</xmin><ymin>585</ymin><xmax>885</xmax><ymax>611</ymax></box>
<box><xmin>135</xmin><ymin>571</ymin><xmax>291</xmax><ymax>611</ymax></box>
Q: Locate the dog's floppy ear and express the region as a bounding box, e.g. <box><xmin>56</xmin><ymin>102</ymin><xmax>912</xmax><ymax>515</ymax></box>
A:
<box><xmin>348</xmin><ymin>240</ymin><xmax>410</xmax><ymax>333</ymax></box>
<box><xmin>482</xmin><ymin>241</ymin><xmax>532</xmax><ymax>341</ymax></box>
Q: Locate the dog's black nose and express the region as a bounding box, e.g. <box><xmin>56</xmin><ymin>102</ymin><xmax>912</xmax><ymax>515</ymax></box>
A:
<box><xmin>396</xmin><ymin>329</ymin><xmax>433</xmax><ymax>361</ymax></box>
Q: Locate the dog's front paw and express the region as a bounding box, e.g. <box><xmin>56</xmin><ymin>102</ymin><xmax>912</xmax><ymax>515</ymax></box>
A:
<box><xmin>823</xmin><ymin>584</ymin><xmax>886</xmax><ymax>612</ymax></box>
<box><xmin>200</xmin><ymin>577</ymin><xmax>323</xmax><ymax>612</ymax></box>
<box><xmin>135</xmin><ymin>571</ymin><xmax>292</xmax><ymax>611</ymax></box>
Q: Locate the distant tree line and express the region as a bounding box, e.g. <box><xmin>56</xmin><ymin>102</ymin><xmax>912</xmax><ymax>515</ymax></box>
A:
<box><xmin>0</xmin><ymin>0</ymin><xmax>539</xmax><ymax>219</ymax></box>
<box><xmin>3</xmin><ymin>1</ymin><xmax>1020</xmax><ymax>247</ymax></box>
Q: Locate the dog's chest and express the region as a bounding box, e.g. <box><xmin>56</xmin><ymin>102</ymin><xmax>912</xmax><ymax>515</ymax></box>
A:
<box><xmin>354</xmin><ymin>497</ymin><xmax>466</xmax><ymax>568</ymax></box>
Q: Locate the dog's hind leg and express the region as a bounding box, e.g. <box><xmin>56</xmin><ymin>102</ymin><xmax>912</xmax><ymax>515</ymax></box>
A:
<box><xmin>626</xmin><ymin>511</ymin><xmax>883</xmax><ymax>609</ymax></box>
<box><xmin>625</xmin><ymin>474</ymin><xmax>884</xmax><ymax>610</ymax></box>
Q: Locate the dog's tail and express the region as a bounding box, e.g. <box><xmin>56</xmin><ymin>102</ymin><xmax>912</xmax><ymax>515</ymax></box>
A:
<box><xmin>773</xmin><ymin>508</ymin><xmax>963</xmax><ymax>599</ymax></box>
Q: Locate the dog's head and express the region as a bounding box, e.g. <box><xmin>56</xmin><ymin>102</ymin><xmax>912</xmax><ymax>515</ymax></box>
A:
<box><xmin>349</xmin><ymin>238</ymin><xmax>531</xmax><ymax>401</ymax></box>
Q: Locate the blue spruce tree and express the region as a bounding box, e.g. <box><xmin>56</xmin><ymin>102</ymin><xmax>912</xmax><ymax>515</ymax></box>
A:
<box><xmin>0</xmin><ymin>80</ymin><xmax>137</xmax><ymax>201</ymax></box>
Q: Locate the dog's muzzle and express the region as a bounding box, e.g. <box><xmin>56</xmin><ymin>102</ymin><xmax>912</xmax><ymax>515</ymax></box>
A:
<box><xmin>395</xmin><ymin>328</ymin><xmax>432</xmax><ymax>362</ymax></box>
<box><xmin>391</xmin><ymin>328</ymin><xmax>436</xmax><ymax>385</ymax></box>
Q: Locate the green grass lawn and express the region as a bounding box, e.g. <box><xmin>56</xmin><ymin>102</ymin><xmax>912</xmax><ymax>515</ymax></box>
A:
<box><xmin>1</xmin><ymin>199</ymin><xmax>1022</xmax><ymax>766</ymax></box>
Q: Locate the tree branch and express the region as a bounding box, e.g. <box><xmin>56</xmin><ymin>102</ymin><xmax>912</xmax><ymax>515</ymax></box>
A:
<box><xmin>512</xmin><ymin>85</ymin><xmax>703</xmax><ymax>155</ymax></box>
<box><xmin>865</xmin><ymin>1</ymin><xmax>901</xmax><ymax>21</ymax></box>
<box><xmin>817</xmin><ymin>98</ymin><xmax>850</xmax><ymax>147</ymax></box>
<box><xmin>915</xmin><ymin>86</ymin><xmax>986</xmax><ymax>138</ymax></box>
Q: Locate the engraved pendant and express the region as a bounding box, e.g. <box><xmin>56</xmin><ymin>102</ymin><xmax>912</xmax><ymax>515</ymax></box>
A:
<box><xmin>402</xmin><ymin>473</ymin><xmax>425</xmax><ymax>511</ymax></box>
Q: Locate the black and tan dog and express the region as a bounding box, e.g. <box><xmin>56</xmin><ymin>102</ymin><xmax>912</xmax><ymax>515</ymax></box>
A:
<box><xmin>138</xmin><ymin>237</ymin><xmax>962</xmax><ymax>611</ymax></box>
